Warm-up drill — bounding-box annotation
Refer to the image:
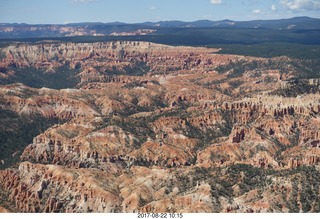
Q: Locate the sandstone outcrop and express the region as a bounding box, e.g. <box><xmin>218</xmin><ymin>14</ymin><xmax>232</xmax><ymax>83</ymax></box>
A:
<box><xmin>0</xmin><ymin>206</ymin><xmax>10</xmax><ymax>213</ymax></box>
<box><xmin>0</xmin><ymin>41</ymin><xmax>320</xmax><ymax>212</ymax></box>
<box><xmin>0</xmin><ymin>162</ymin><xmax>122</xmax><ymax>212</ymax></box>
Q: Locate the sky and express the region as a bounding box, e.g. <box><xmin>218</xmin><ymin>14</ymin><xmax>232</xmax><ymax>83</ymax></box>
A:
<box><xmin>0</xmin><ymin>0</ymin><xmax>320</xmax><ymax>24</ymax></box>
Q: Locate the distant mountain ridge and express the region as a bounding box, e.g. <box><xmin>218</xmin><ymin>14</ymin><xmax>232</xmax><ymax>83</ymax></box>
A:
<box><xmin>140</xmin><ymin>16</ymin><xmax>320</xmax><ymax>29</ymax></box>
<box><xmin>0</xmin><ymin>17</ymin><xmax>319</xmax><ymax>39</ymax></box>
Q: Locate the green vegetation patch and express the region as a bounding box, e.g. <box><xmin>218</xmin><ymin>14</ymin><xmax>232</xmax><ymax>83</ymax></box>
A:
<box><xmin>0</xmin><ymin>110</ymin><xmax>64</xmax><ymax>169</ymax></box>
<box><xmin>105</xmin><ymin>61</ymin><xmax>150</xmax><ymax>76</ymax></box>
<box><xmin>214</xmin><ymin>43</ymin><xmax>320</xmax><ymax>59</ymax></box>
<box><xmin>0</xmin><ymin>64</ymin><xmax>80</xmax><ymax>89</ymax></box>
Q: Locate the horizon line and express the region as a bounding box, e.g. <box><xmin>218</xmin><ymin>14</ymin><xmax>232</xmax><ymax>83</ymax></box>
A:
<box><xmin>0</xmin><ymin>16</ymin><xmax>318</xmax><ymax>26</ymax></box>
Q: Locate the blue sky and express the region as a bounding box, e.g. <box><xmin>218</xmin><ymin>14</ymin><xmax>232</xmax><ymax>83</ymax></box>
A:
<box><xmin>1</xmin><ymin>0</ymin><xmax>320</xmax><ymax>24</ymax></box>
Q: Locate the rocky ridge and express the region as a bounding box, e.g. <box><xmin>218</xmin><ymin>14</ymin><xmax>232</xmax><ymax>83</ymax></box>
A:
<box><xmin>0</xmin><ymin>41</ymin><xmax>320</xmax><ymax>212</ymax></box>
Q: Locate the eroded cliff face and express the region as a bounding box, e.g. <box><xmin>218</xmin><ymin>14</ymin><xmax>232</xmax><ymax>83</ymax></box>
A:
<box><xmin>0</xmin><ymin>41</ymin><xmax>320</xmax><ymax>212</ymax></box>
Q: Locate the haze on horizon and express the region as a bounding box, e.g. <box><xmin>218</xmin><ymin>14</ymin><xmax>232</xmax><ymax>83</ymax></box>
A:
<box><xmin>0</xmin><ymin>0</ymin><xmax>320</xmax><ymax>24</ymax></box>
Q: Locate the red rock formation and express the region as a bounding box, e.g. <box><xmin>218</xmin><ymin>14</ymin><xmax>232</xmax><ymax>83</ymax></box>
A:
<box><xmin>0</xmin><ymin>206</ymin><xmax>10</xmax><ymax>213</ymax></box>
<box><xmin>0</xmin><ymin>162</ymin><xmax>122</xmax><ymax>212</ymax></box>
<box><xmin>1</xmin><ymin>41</ymin><xmax>320</xmax><ymax>213</ymax></box>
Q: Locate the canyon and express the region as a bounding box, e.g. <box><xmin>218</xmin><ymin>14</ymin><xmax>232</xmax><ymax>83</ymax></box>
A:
<box><xmin>0</xmin><ymin>41</ymin><xmax>319</xmax><ymax>212</ymax></box>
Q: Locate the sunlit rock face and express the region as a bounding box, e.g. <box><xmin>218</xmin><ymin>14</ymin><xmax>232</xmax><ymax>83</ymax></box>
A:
<box><xmin>0</xmin><ymin>41</ymin><xmax>320</xmax><ymax>212</ymax></box>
